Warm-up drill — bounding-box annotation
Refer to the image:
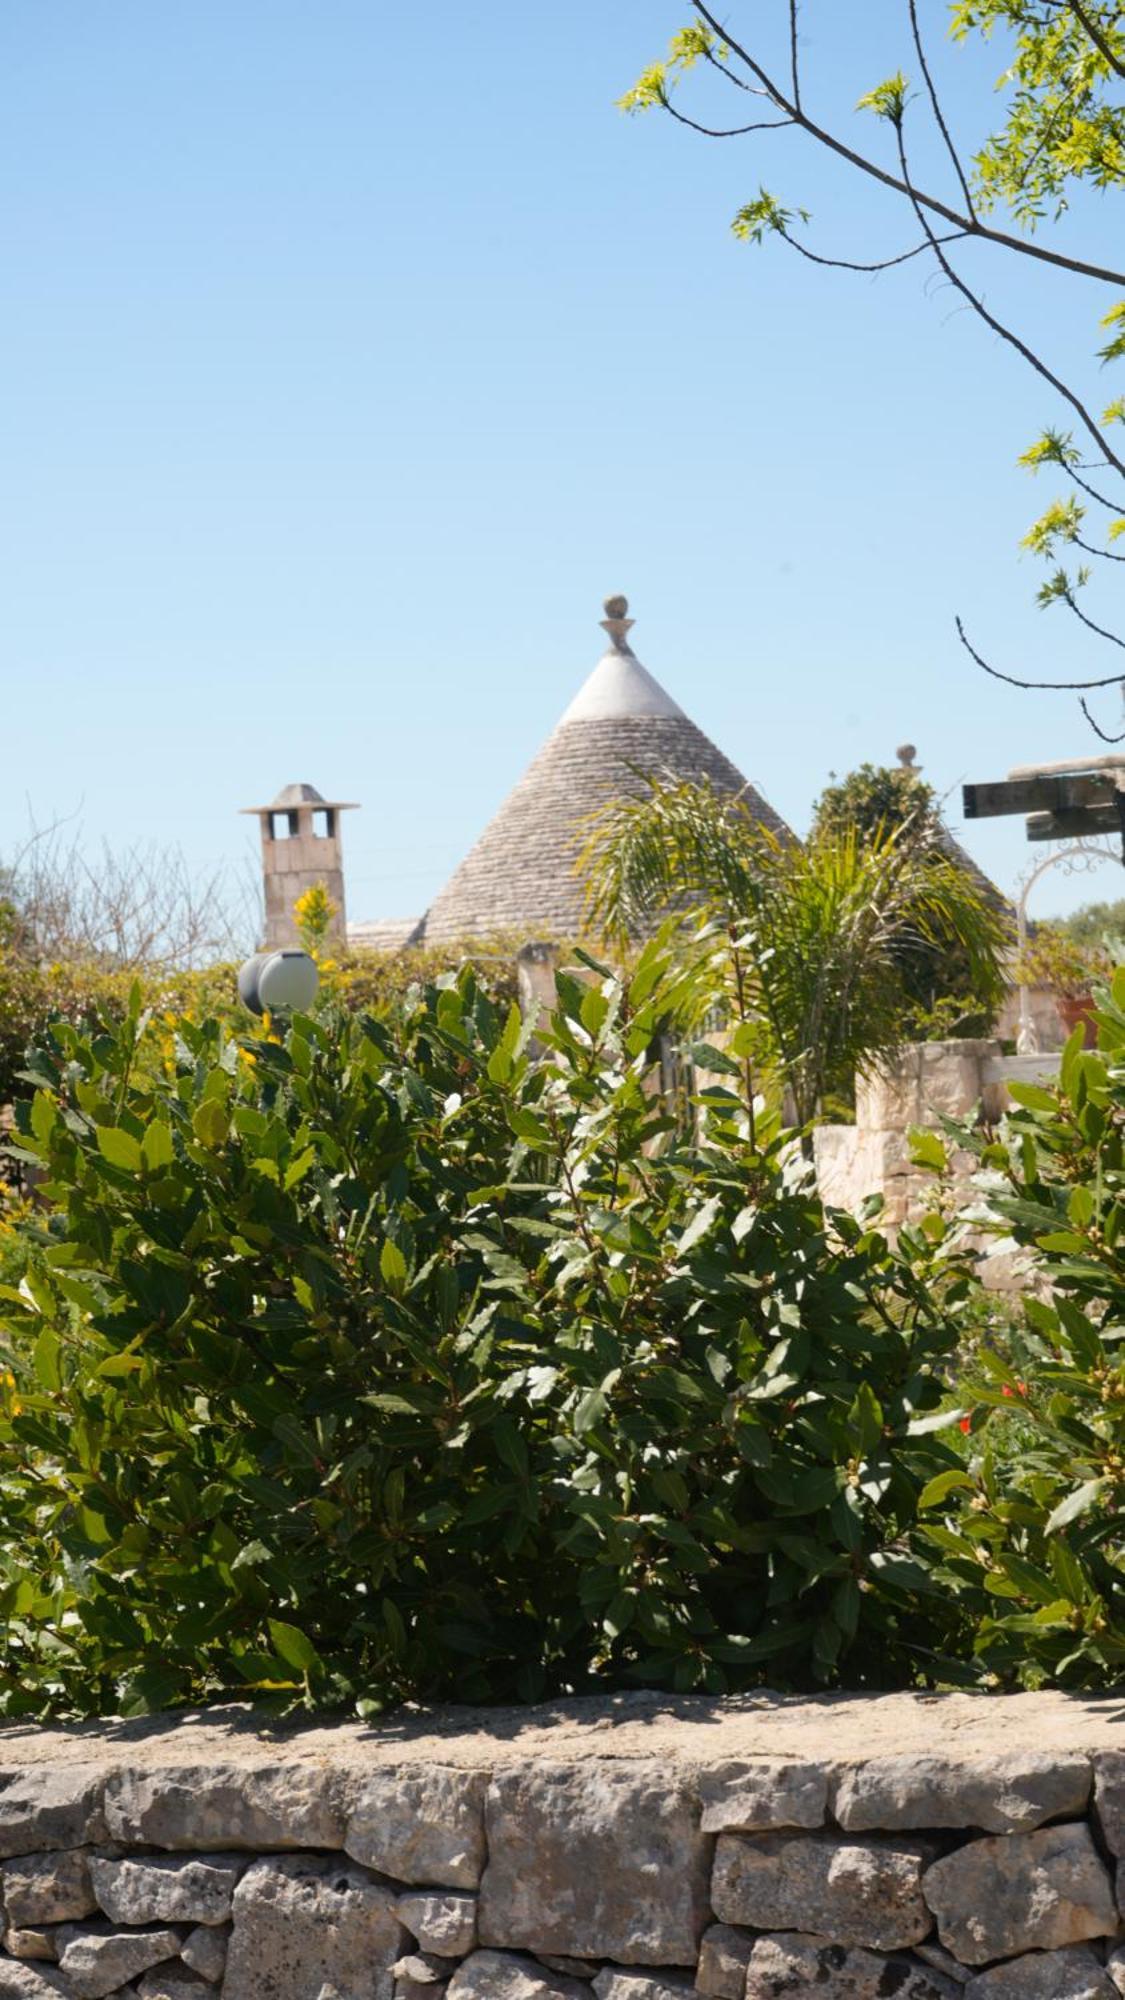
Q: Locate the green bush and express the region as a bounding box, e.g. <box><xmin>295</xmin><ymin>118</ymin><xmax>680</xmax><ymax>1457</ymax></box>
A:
<box><xmin>0</xmin><ymin>945</ymin><xmax>973</xmax><ymax>1718</ymax></box>
<box><xmin>912</xmin><ymin>992</ymin><xmax>1125</xmax><ymax>1687</ymax></box>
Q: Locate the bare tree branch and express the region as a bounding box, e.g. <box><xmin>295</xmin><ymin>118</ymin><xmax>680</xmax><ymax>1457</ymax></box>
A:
<box><xmin>908</xmin><ymin>0</ymin><xmax>977</xmax><ymax>217</ymax></box>
<box><xmin>690</xmin><ymin>0</ymin><xmax>1125</xmax><ymax>287</ymax></box>
<box><xmin>774</xmin><ymin>224</ymin><xmax>969</xmax><ymax>274</ymax></box>
<box><xmin>892</xmin><ymin>121</ymin><xmax>1125</xmax><ymax>479</ymax></box>
<box><xmin>660</xmin><ymin>97</ymin><xmax>795</xmax><ymax>139</ymax></box>
<box><xmin>1080</xmin><ymin>694</ymin><xmax>1125</xmax><ymax>739</ymax></box>
<box><xmin>1061</xmin><ymin>582</ymin><xmax>1125</xmax><ymax>648</ymax></box>
<box><xmin>956</xmin><ymin>614</ymin><xmax>1125</xmax><ymax>689</ymax></box>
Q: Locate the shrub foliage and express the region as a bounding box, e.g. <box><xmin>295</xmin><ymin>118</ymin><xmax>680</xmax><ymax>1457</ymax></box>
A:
<box><xmin>0</xmin><ymin>945</ymin><xmax>973</xmax><ymax>1717</ymax></box>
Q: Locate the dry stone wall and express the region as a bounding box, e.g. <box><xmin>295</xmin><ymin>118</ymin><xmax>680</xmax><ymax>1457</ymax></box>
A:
<box><xmin>0</xmin><ymin>1692</ymin><xmax>1124</xmax><ymax>1999</ymax></box>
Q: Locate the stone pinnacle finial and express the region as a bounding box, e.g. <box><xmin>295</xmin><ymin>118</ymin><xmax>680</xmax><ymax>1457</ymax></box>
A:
<box><xmin>897</xmin><ymin>743</ymin><xmax>919</xmax><ymax>770</ymax></box>
<box><xmin>601</xmin><ymin>593</ymin><xmax>635</xmax><ymax>652</ymax></box>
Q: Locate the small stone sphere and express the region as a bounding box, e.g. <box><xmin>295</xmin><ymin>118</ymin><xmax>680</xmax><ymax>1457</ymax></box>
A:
<box><xmin>603</xmin><ymin>594</ymin><xmax>629</xmax><ymax>619</ymax></box>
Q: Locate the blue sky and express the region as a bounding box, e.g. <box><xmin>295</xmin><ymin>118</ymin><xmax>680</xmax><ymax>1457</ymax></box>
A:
<box><xmin>3</xmin><ymin>1</ymin><xmax>1123</xmax><ymax>931</ymax></box>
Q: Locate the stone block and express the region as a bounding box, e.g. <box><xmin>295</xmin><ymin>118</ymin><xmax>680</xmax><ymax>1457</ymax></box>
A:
<box><xmin>590</xmin><ymin>1971</ymin><xmax>696</xmax><ymax>1998</ymax></box>
<box><xmin>4</xmin><ymin>1846</ymin><xmax>99</xmax><ymax>1925</ymax></box>
<box><xmin>392</xmin><ymin>1951</ymin><xmax>453</xmax><ymax>1995</ymax></box>
<box><xmin>4</xmin><ymin>1923</ymin><xmax>59</xmax><ymax>1958</ymax></box>
<box><xmin>445</xmin><ymin>1951</ymin><xmax>591</xmax><ymax>1999</ymax></box>
<box><xmin>1108</xmin><ymin>1941</ymin><xmax>1125</xmax><ymax>1995</ymax></box>
<box><xmin>856</xmin><ymin>1052</ymin><xmax>923</xmax><ymax>1132</ymax></box>
<box><xmin>136</xmin><ymin>1972</ymin><xmax>214</xmax><ymax>2000</ymax></box>
<box><xmin>711</xmin><ymin>1830</ymin><xmax>932</xmax><ymax>1950</ymax></box>
<box><xmin>345</xmin><ymin>1767</ymin><xmax>488</xmax><ymax>1889</ymax></box>
<box><xmin>395</xmin><ymin>1891</ymin><xmax>477</xmax><ymax>1957</ymax></box>
<box><xmin>0</xmin><ymin>1767</ymin><xmax>105</xmax><ymax>1856</ymax></box>
<box><xmin>833</xmin><ymin>1752</ymin><xmax>1092</xmax><ymax>1833</ymax></box>
<box><xmin>963</xmin><ymin>1943</ymin><xmax>1117</xmax><ymax>1998</ymax></box>
<box><xmin>180</xmin><ymin>1923</ymin><xmax>228</xmax><ymax>1982</ymax></box>
<box><xmin>1094</xmin><ymin>1752</ymin><xmax>1125</xmax><ymax>1856</ymax></box>
<box><xmin>56</xmin><ymin>1922</ymin><xmax>184</xmax><ymax>1999</ymax></box>
<box><xmin>90</xmin><ymin>1854</ymin><xmax>244</xmax><ymax>1927</ymax></box>
<box><xmin>103</xmin><ymin>1763</ymin><xmax>345</xmax><ymax>1851</ymax></box>
<box><xmin>479</xmin><ymin>1761</ymin><xmax>709</xmax><ymax>1965</ymax></box>
<box><xmin>697</xmin><ymin>1758</ymin><xmax>828</xmax><ymax>1832</ymax></box>
<box><xmin>221</xmin><ymin>1853</ymin><xmax>404</xmax><ymax>2000</ymax></box>
<box><xmin>694</xmin><ymin>1922</ymin><xmax>755</xmax><ymax>1998</ymax></box>
<box><xmin>0</xmin><ymin>1962</ymin><xmax>72</xmax><ymax>1999</ymax></box>
<box><xmin>742</xmin><ymin>1933</ymin><xmax>961</xmax><ymax>1999</ymax></box>
<box><xmin>922</xmin><ymin>1822</ymin><xmax>1117</xmax><ymax>1964</ymax></box>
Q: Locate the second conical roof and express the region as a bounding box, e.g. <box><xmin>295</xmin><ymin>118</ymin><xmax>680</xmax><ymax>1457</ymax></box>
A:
<box><xmin>416</xmin><ymin>597</ymin><xmax>790</xmax><ymax>943</ymax></box>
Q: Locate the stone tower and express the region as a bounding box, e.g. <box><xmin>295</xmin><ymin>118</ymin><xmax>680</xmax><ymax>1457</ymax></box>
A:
<box><xmin>241</xmin><ymin>783</ymin><xmax>357</xmax><ymax>949</ymax></box>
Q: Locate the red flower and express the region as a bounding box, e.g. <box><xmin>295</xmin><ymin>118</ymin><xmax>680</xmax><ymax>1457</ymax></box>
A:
<box><xmin>1001</xmin><ymin>1382</ymin><xmax>1030</xmax><ymax>1400</ymax></box>
<box><xmin>959</xmin><ymin>1415</ymin><xmax>972</xmax><ymax>1434</ymax></box>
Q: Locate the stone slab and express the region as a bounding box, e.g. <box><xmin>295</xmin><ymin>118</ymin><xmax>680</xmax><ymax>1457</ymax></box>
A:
<box><xmin>222</xmin><ymin>1853</ymin><xmax>403</xmax><ymax>2000</ymax></box>
<box><xmin>712</xmin><ymin>1831</ymin><xmax>932</xmax><ymax>1951</ymax></box>
<box><xmin>346</xmin><ymin>1768</ymin><xmax>488</xmax><ymax>1888</ymax></box>
<box><xmin>89</xmin><ymin>1854</ymin><xmax>244</xmax><ymax>1926</ymax></box>
<box><xmin>923</xmin><ymin>1822</ymin><xmax>1118</xmax><ymax>1963</ymax></box>
<box><xmin>446</xmin><ymin>1952</ymin><xmax>591</xmax><ymax>1999</ymax></box>
<box><xmin>3</xmin><ymin>1847</ymin><xmax>98</xmax><ymax>1925</ymax></box>
<box><xmin>963</xmin><ymin>1944</ymin><xmax>1117</xmax><ymax>1999</ymax></box>
<box><xmin>742</xmin><ymin>1934</ymin><xmax>960</xmax><ymax>1999</ymax></box>
<box><xmin>834</xmin><ymin>1751</ymin><xmax>1092</xmax><ymax>1833</ymax></box>
<box><xmin>103</xmin><ymin>1765</ymin><xmax>345</xmax><ymax>1851</ymax></box>
<box><xmin>479</xmin><ymin>1761</ymin><xmax>709</xmax><ymax>1965</ymax></box>
<box><xmin>698</xmin><ymin>1758</ymin><xmax>828</xmax><ymax>1832</ymax></box>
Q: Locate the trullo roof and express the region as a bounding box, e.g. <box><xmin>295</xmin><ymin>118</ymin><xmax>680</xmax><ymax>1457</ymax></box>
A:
<box><xmin>415</xmin><ymin>596</ymin><xmax>791</xmax><ymax>943</ymax></box>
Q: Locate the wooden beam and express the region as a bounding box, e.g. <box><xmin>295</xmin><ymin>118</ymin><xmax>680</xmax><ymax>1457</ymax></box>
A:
<box><xmin>964</xmin><ymin>774</ymin><xmax>1114</xmax><ymax>820</ymax></box>
<box><xmin>1025</xmin><ymin>804</ymin><xmax>1123</xmax><ymax>842</ymax></box>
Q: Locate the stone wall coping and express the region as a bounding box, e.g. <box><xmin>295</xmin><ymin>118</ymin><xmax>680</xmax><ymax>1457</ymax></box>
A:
<box><xmin>1</xmin><ymin>1687</ymin><xmax>1122</xmax><ymax>1776</ymax></box>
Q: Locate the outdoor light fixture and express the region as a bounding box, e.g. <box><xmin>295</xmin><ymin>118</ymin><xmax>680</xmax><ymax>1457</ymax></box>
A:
<box><xmin>237</xmin><ymin>949</ymin><xmax>320</xmax><ymax>1016</ymax></box>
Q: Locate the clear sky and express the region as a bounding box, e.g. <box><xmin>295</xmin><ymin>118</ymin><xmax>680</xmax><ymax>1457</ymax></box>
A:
<box><xmin>3</xmin><ymin>1</ymin><xmax>1123</xmax><ymax>933</ymax></box>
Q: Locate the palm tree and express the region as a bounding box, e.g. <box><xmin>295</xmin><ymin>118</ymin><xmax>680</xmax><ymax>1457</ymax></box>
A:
<box><xmin>580</xmin><ymin>777</ymin><xmax>1007</xmax><ymax>1130</ymax></box>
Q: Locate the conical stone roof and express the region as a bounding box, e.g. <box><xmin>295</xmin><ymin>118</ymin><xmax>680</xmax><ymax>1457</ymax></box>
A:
<box><xmin>416</xmin><ymin>596</ymin><xmax>790</xmax><ymax>943</ymax></box>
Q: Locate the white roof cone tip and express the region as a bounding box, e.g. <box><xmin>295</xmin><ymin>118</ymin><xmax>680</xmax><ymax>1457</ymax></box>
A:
<box><xmin>558</xmin><ymin>594</ymin><xmax>687</xmax><ymax>725</ymax></box>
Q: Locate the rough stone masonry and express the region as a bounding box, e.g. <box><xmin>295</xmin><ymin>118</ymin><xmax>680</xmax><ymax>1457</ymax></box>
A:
<box><xmin>0</xmin><ymin>1689</ymin><xmax>1123</xmax><ymax>1999</ymax></box>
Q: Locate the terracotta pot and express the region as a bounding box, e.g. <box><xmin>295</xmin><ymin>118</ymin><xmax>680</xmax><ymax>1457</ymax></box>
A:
<box><xmin>1057</xmin><ymin>992</ymin><xmax>1097</xmax><ymax>1048</ymax></box>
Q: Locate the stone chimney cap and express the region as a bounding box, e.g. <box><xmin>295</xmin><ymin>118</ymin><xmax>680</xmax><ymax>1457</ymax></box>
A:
<box><xmin>240</xmin><ymin>782</ymin><xmax>359</xmax><ymax>816</ymax></box>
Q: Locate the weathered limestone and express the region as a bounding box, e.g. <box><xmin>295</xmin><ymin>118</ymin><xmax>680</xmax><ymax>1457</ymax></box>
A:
<box><xmin>135</xmin><ymin>1971</ymin><xmax>213</xmax><ymax>2000</ymax></box>
<box><xmin>0</xmin><ymin>1694</ymin><xmax>1121</xmax><ymax>1999</ymax></box>
<box><xmin>698</xmin><ymin>1759</ymin><xmax>828</xmax><ymax>1833</ymax></box>
<box><xmin>711</xmin><ymin>1830</ymin><xmax>932</xmax><ymax>1950</ymax></box>
<box><xmin>479</xmin><ymin>1762</ymin><xmax>709</xmax><ymax>1964</ymax></box>
<box><xmin>0</xmin><ymin>1769</ymin><xmax>105</xmax><ymax>1857</ymax></box>
<box><xmin>88</xmin><ymin>1856</ymin><xmax>244</xmax><ymax>1928</ymax></box>
<box><xmin>392</xmin><ymin>1951</ymin><xmax>453</xmax><ymax>1996</ymax></box>
<box><xmin>103</xmin><ymin>1765</ymin><xmax>345</xmax><ymax>1852</ymax></box>
<box><xmin>923</xmin><ymin>1822</ymin><xmax>1118</xmax><ymax>1963</ymax></box>
<box><xmin>694</xmin><ymin>1922</ymin><xmax>755</xmax><ymax>1997</ymax></box>
<box><xmin>346</xmin><ymin>1768</ymin><xmax>488</xmax><ymax>1889</ymax></box>
<box><xmin>590</xmin><ymin>1972</ymin><xmax>695</xmax><ymax>1998</ymax></box>
<box><xmin>222</xmin><ymin>1855</ymin><xmax>404</xmax><ymax>2000</ymax></box>
<box><xmin>5</xmin><ymin>1924</ymin><xmax>59</xmax><ymax>1959</ymax></box>
<box><xmin>742</xmin><ymin>1934</ymin><xmax>960</xmax><ymax>1999</ymax></box>
<box><xmin>4</xmin><ymin>1848</ymin><xmax>99</xmax><ymax>1926</ymax></box>
<box><xmin>834</xmin><ymin>1751</ymin><xmax>1092</xmax><ymax>1833</ymax></box>
<box><xmin>56</xmin><ymin>1923</ymin><xmax>184</xmax><ymax>2000</ymax></box>
<box><xmin>445</xmin><ymin>1952</ymin><xmax>590</xmax><ymax>1999</ymax></box>
<box><xmin>962</xmin><ymin>1943</ymin><xmax>1117</xmax><ymax>1999</ymax></box>
<box><xmin>1095</xmin><ymin>1752</ymin><xmax>1125</xmax><ymax>1855</ymax></box>
<box><xmin>0</xmin><ymin>1962</ymin><xmax>72</xmax><ymax>1999</ymax></box>
<box><xmin>179</xmin><ymin>1925</ymin><xmax>227</xmax><ymax>1982</ymax></box>
<box><xmin>396</xmin><ymin>1893</ymin><xmax>478</xmax><ymax>1957</ymax></box>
